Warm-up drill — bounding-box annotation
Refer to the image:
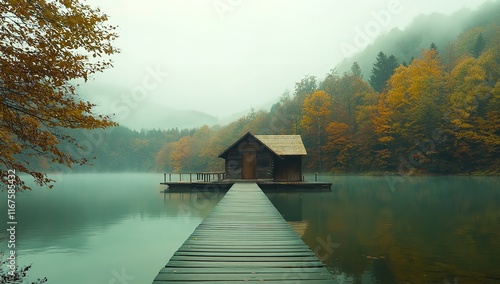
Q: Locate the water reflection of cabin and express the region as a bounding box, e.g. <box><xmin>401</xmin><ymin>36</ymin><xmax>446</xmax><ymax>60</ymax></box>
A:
<box><xmin>218</xmin><ymin>132</ymin><xmax>307</xmax><ymax>182</ymax></box>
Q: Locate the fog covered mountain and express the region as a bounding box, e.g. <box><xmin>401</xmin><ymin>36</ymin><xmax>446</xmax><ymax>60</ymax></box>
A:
<box><xmin>336</xmin><ymin>1</ymin><xmax>500</xmax><ymax>76</ymax></box>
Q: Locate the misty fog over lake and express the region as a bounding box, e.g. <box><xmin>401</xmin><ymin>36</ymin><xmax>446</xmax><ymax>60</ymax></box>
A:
<box><xmin>1</xmin><ymin>174</ymin><xmax>499</xmax><ymax>283</ymax></box>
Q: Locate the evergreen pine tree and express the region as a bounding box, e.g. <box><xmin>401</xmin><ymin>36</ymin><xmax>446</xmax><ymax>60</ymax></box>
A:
<box><xmin>472</xmin><ymin>33</ymin><xmax>486</xmax><ymax>58</ymax></box>
<box><xmin>430</xmin><ymin>42</ymin><xmax>438</xmax><ymax>52</ymax></box>
<box><xmin>369</xmin><ymin>51</ymin><xmax>399</xmax><ymax>93</ymax></box>
<box><xmin>351</xmin><ymin>62</ymin><xmax>363</xmax><ymax>78</ymax></box>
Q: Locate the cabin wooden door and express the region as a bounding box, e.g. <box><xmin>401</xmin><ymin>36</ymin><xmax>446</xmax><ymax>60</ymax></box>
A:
<box><xmin>241</xmin><ymin>152</ymin><xmax>256</xmax><ymax>179</ymax></box>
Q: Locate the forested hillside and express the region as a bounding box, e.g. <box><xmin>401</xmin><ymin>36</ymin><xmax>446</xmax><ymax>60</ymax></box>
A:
<box><xmin>33</xmin><ymin>127</ymin><xmax>196</xmax><ymax>173</ymax></box>
<box><xmin>336</xmin><ymin>1</ymin><xmax>500</xmax><ymax>77</ymax></box>
<box><xmin>155</xmin><ymin>17</ymin><xmax>500</xmax><ymax>175</ymax></box>
<box><xmin>41</xmin><ymin>7</ymin><xmax>499</xmax><ymax>176</ymax></box>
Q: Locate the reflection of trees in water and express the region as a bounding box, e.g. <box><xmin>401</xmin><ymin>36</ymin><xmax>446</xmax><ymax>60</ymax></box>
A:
<box><xmin>3</xmin><ymin>174</ymin><xmax>226</xmax><ymax>252</ymax></box>
<box><xmin>266</xmin><ymin>193</ymin><xmax>309</xmax><ymax>240</ymax></box>
<box><xmin>266</xmin><ymin>193</ymin><xmax>303</xmax><ymax>221</ymax></box>
<box><xmin>287</xmin><ymin>221</ymin><xmax>309</xmax><ymax>238</ymax></box>
<box><xmin>287</xmin><ymin>176</ymin><xmax>500</xmax><ymax>283</ymax></box>
<box><xmin>164</xmin><ymin>192</ymin><xmax>224</xmax><ymax>202</ymax></box>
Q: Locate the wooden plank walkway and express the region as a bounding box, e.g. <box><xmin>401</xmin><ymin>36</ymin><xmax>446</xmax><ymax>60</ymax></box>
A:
<box><xmin>153</xmin><ymin>182</ymin><xmax>334</xmax><ymax>283</ymax></box>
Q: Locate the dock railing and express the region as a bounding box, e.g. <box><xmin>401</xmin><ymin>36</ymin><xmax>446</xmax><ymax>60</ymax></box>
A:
<box><xmin>163</xmin><ymin>172</ymin><xmax>226</xmax><ymax>183</ymax></box>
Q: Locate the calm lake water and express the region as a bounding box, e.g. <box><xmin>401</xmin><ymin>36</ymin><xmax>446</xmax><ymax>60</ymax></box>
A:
<box><xmin>1</xmin><ymin>174</ymin><xmax>499</xmax><ymax>283</ymax></box>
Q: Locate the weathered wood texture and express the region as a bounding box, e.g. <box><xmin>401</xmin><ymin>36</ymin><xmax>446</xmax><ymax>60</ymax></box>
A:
<box><xmin>274</xmin><ymin>155</ymin><xmax>303</xmax><ymax>181</ymax></box>
<box><xmin>153</xmin><ymin>182</ymin><xmax>334</xmax><ymax>283</ymax></box>
<box><xmin>242</xmin><ymin>152</ymin><xmax>256</xmax><ymax>179</ymax></box>
<box><xmin>256</xmin><ymin>149</ymin><xmax>274</xmax><ymax>179</ymax></box>
<box><xmin>224</xmin><ymin>135</ymin><xmax>274</xmax><ymax>180</ymax></box>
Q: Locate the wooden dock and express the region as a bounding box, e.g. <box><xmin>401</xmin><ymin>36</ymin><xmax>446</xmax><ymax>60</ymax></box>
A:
<box><xmin>153</xmin><ymin>182</ymin><xmax>334</xmax><ymax>283</ymax></box>
<box><xmin>161</xmin><ymin>172</ymin><xmax>332</xmax><ymax>192</ymax></box>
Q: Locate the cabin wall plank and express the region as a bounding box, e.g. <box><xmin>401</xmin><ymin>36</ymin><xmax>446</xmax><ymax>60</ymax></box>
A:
<box><xmin>221</xmin><ymin>134</ymin><xmax>303</xmax><ymax>181</ymax></box>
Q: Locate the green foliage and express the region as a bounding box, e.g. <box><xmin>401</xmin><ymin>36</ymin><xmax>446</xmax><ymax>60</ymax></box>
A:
<box><xmin>350</xmin><ymin>62</ymin><xmax>363</xmax><ymax>78</ymax></box>
<box><xmin>293</xmin><ymin>75</ymin><xmax>318</xmax><ymax>101</ymax></box>
<box><xmin>337</xmin><ymin>1</ymin><xmax>500</xmax><ymax>77</ymax></box>
<box><xmin>472</xmin><ymin>33</ymin><xmax>486</xmax><ymax>58</ymax></box>
<box><xmin>369</xmin><ymin>51</ymin><xmax>400</xmax><ymax>93</ymax></box>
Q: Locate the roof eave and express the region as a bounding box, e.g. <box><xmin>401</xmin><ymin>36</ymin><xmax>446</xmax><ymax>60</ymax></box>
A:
<box><xmin>218</xmin><ymin>132</ymin><xmax>281</xmax><ymax>158</ymax></box>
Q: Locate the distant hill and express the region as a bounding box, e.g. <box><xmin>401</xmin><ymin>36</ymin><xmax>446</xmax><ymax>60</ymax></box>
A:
<box><xmin>80</xmin><ymin>81</ymin><xmax>220</xmax><ymax>130</ymax></box>
<box><xmin>336</xmin><ymin>1</ymin><xmax>500</xmax><ymax>76</ymax></box>
<box><xmin>81</xmin><ymin>80</ymin><xmax>281</xmax><ymax>131</ymax></box>
<box><xmin>118</xmin><ymin>98</ymin><xmax>278</xmax><ymax>131</ymax></box>
<box><xmin>121</xmin><ymin>105</ymin><xmax>219</xmax><ymax>131</ymax></box>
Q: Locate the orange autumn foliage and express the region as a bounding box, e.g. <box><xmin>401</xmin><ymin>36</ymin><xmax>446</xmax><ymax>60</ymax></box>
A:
<box><xmin>1</xmin><ymin>0</ymin><xmax>119</xmax><ymax>190</ymax></box>
<box><xmin>300</xmin><ymin>90</ymin><xmax>332</xmax><ymax>134</ymax></box>
<box><xmin>378</xmin><ymin>49</ymin><xmax>449</xmax><ymax>143</ymax></box>
<box><xmin>322</xmin><ymin>121</ymin><xmax>352</xmax><ymax>170</ymax></box>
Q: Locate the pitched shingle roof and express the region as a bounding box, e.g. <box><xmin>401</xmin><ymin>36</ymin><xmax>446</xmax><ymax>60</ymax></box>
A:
<box><xmin>254</xmin><ymin>135</ymin><xmax>307</xmax><ymax>156</ymax></box>
<box><xmin>218</xmin><ymin>132</ymin><xmax>307</xmax><ymax>158</ymax></box>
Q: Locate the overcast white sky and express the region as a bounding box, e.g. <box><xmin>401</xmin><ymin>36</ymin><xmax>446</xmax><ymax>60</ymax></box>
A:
<box><xmin>82</xmin><ymin>0</ymin><xmax>491</xmax><ymax>127</ymax></box>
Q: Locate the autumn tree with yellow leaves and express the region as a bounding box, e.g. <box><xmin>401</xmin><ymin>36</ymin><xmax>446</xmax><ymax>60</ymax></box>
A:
<box><xmin>318</xmin><ymin>67</ymin><xmax>375</xmax><ymax>171</ymax></box>
<box><xmin>366</xmin><ymin>49</ymin><xmax>449</xmax><ymax>170</ymax></box>
<box><xmin>151</xmin><ymin>23</ymin><xmax>499</xmax><ymax>175</ymax></box>
<box><xmin>447</xmin><ymin>50</ymin><xmax>500</xmax><ymax>169</ymax></box>
<box><xmin>300</xmin><ymin>90</ymin><xmax>331</xmax><ymax>134</ymax></box>
<box><xmin>299</xmin><ymin>90</ymin><xmax>332</xmax><ymax>170</ymax></box>
<box><xmin>322</xmin><ymin>121</ymin><xmax>352</xmax><ymax>170</ymax></box>
<box><xmin>1</xmin><ymin>0</ymin><xmax>119</xmax><ymax>190</ymax></box>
